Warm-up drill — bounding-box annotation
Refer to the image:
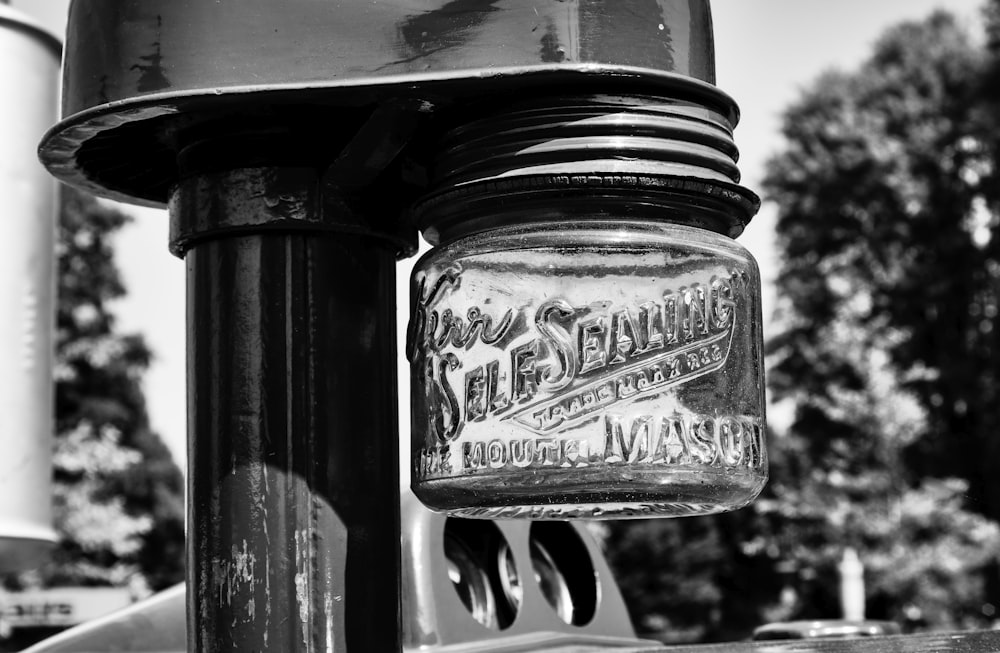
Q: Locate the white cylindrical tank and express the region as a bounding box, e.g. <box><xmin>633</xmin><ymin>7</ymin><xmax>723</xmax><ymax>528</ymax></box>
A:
<box><xmin>0</xmin><ymin>2</ymin><xmax>60</xmax><ymax>572</ymax></box>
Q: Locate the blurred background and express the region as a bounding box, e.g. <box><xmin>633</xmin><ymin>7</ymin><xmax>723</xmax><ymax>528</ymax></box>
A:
<box><xmin>2</xmin><ymin>0</ymin><xmax>999</xmax><ymax>649</ymax></box>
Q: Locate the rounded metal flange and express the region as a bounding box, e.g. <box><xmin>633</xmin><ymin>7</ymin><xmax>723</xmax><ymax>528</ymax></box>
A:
<box><xmin>39</xmin><ymin>68</ymin><xmax>738</xmax><ymax>209</ymax></box>
<box><xmin>168</xmin><ymin>167</ymin><xmax>418</xmax><ymax>258</ymax></box>
<box><xmin>39</xmin><ymin>0</ymin><xmax>724</xmax><ymax>207</ymax></box>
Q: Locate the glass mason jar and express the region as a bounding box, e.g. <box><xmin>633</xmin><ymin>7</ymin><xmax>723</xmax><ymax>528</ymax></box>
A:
<box><xmin>408</xmin><ymin>219</ymin><xmax>766</xmax><ymax>519</ymax></box>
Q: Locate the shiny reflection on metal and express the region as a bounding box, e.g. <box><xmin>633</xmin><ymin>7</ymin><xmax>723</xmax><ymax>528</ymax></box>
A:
<box><xmin>415</xmin><ymin>94</ymin><xmax>758</xmax><ymax>244</ymax></box>
<box><xmin>440</xmin><ymin>520</ymin><xmax>524</xmax><ymax>631</ymax></box>
<box><xmin>401</xmin><ymin>495</ymin><xmax>648</xmax><ymax>651</ymax></box>
<box><xmin>178</xmin><ymin>168</ymin><xmax>402</xmax><ymax>652</ymax></box>
<box><xmin>753</xmin><ymin>621</ymin><xmax>903</xmax><ymax>641</ymax></box>
<box><xmin>0</xmin><ymin>2</ymin><xmax>61</xmax><ymax>573</ymax></box>
<box><xmin>530</xmin><ymin>539</ymin><xmax>575</xmax><ymax>625</ymax></box>
<box><xmin>529</xmin><ymin>523</ymin><xmax>599</xmax><ymax>627</ymax></box>
<box><xmin>40</xmin><ymin>0</ymin><xmax>726</xmax><ymax>207</ymax></box>
<box><xmin>446</xmin><ymin>537</ymin><xmax>497</xmax><ymax>628</ymax></box>
<box><xmin>60</xmin><ymin>0</ymin><xmax>714</xmax><ymax>114</ymax></box>
<box><xmin>168</xmin><ymin>167</ymin><xmax>415</xmax><ymax>258</ymax></box>
<box><xmin>434</xmin><ymin>97</ymin><xmax>740</xmax><ymax>185</ymax></box>
<box><xmin>443</xmin><ymin>522</ymin><xmax>504</xmax><ymax>630</ymax></box>
<box><xmin>498</xmin><ymin>541</ymin><xmax>524</xmax><ymax>619</ymax></box>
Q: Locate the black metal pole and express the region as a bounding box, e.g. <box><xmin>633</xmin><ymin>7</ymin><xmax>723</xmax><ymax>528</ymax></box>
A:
<box><xmin>175</xmin><ymin>167</ymin><xmax>402</xmax><ymax>652</ymax></box>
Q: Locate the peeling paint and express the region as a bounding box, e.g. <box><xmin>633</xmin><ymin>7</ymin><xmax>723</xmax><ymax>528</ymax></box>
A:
<box><xmin>294</xmin><ymin>571</ymin><xmax>309</xmax><ymax>622</ymax></box>
<box><xmin>211</xmin><ymin>539</ymin><xmax>257</xmax><ymax>620</ymax></box>
<box><xmin>294</xmin><ymin>528</ymin><xmax>311</xmax><ymax>646</ymax></box>
<box><xmin>248</xmin><ymin>459</ymin><xmax>265</xmax><ymax>521</ymax></box>
<box><xmin>325</xmin><ymin>594</ymin><xmax>334</xmax><ymax>651</ymax></box>
<box><xmin>264</xmin><ymin>555</ymin><xmax>270</xmax><ymax>648</ymax></box>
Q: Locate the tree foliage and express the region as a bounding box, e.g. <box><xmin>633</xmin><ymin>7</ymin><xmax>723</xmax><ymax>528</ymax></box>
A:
<box><xmin>604</xmin><ymin>7</ymin><xmax>1000</xmax><ymax>640</ymax></box>
<box><xmin>603</xmin><ymin>509</ymin><xmax>784</xmax><ymax>642</ymax></box>
<box><xmin>762</xmin><ymin>8</ymin><xmax>1000</xmax><ymax>630</ymax></box>
<box><xmin>10</xmin><ymin>188</ymin><xmax>185</xmax><ymax>596</ymax></box>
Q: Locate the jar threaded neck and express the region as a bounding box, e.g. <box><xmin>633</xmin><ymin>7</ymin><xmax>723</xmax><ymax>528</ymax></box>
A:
<box><xmin>414</xmin><ymin>94</ymin><xmax>759</xmax><ymax>244</ymax></box>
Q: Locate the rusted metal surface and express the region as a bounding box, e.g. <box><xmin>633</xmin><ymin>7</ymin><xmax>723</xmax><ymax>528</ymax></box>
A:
<box><xmin>179</xmin><ymin>167</ymin><xmax>402</xmax><ymax>651</ymax></box>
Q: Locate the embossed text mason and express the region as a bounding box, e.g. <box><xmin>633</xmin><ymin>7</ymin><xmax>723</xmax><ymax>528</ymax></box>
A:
<box><xmin>407</xmin><ymin>93</ymin><xmax>767</xmax><ymax>520</ymax></box>
<box><xmin>408</xmin><ymin>222</ymin><xmax>767</xmax><ymax>520</ymax></box>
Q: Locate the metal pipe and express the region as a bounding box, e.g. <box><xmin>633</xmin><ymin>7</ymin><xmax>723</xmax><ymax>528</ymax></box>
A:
<box><xmin>174</xmin><ymin>167</ymin><xmax>402</xmax><ymax>651</ymax></box>
<box><xmin>0</xmin><ymin>2</ymin><xmax>60</xmax><ymax>573</ymax></box>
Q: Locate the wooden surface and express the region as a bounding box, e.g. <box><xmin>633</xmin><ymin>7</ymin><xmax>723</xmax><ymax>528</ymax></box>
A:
<box><xmin>620</xmin><ymin>630</ymin><xmax>1000</xmax><ymax>653</ymax></box>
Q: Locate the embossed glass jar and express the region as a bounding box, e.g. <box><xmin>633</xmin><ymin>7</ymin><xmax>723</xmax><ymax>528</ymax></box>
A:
<box><xmin>408</xmin><ymin>96</ymin><xmax>766</xmax><ymax>519</ymax></box>
<box><xmin>409</xmin><ymin>217</ymin><xmax>766</xmax><ymax>519</ymax></box>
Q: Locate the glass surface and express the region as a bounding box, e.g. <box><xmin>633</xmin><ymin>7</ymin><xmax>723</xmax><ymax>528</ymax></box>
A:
<box><xmin>409</xmin><ymin>220</ymin><xmax>767</xmax><ymax>519</ymax></box>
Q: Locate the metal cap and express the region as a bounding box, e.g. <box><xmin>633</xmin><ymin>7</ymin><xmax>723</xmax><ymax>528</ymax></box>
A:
<box><xmin>414</xmin><ymin>93</ymin><xmax>759</xmax><ymax>243</ymax></box>
<box><xmin>39</xmin><ymin>0</ymin><xmax>723</xmax><ymax>207</ymax></box>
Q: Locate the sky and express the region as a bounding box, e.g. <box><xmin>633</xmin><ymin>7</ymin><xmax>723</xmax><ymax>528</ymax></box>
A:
<box><xmin>11</xmin><ymin>0</ymin><xmax>989</xmax><ymax>471</ymax></box>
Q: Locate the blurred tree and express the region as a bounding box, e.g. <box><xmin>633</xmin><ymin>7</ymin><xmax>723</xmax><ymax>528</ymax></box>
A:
<box><xmin>8</xmin><ymin>188</ymin><xmax>185</xmax><ymax>596</ymax></box>
<box><xmin>603</xmin><ymin>508</ymin><xmax>784</xmax><ymax>643</ymax></box>
<box><xmin>604</xmin><ymin>7</ymin><xmax>1000</xmax><ymax>640</ymax></box>
<box><xmin>763</xmin><ymin>8</ymin><xmax>1000</xmax><ymax>631</ymax></box>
